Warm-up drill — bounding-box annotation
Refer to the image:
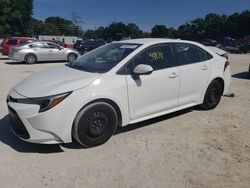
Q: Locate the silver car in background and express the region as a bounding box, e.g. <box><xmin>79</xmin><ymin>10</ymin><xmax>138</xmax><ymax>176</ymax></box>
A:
<box><xmin>8</xmin><ymin>42</ymin><xmax>80</xmax><ymax>64</ymax></box>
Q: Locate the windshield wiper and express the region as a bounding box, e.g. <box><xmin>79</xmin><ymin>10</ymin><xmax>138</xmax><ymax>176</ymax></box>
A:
<box><xmin>67</xmin><ymin>63</ymin><xmax>98</xmax><ymax>73</ymax></box>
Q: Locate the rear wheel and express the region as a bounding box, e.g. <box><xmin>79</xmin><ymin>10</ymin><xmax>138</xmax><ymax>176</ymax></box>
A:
<box><xmin>73</xmin><ymin>102</ymin><xmax>118</xmax><ymax>147</ymax></box>
<box><xmin>25</xmin><ymin>54</ymin><xmax>37</xmax><ymax>64</ymax></box>
<box><xmin>200</xmin><ymin>80</ymin><xmax>223</xmax><ymax>110</ymax></box>
<box><xmin>67</xmin><ymin>53</ymin><xmax>77</xmax><ymax>63</ymax></box>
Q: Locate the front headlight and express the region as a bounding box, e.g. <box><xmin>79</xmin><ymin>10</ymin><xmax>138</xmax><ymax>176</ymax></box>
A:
<box><xmin>8</xmin><ymin>91</ymin><xmax>72</xmax><ymax>113</ymax></box>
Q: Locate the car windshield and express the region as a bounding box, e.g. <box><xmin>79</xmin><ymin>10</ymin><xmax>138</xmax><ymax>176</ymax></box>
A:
<box><xmin>69</xmin><ymin>43</ymin><xmax>141</xmax><ymax>73</ymax></box>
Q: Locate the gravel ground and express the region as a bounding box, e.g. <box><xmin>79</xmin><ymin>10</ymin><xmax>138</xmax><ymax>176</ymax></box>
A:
<box><xmin>0</xmin><ymin>54</ymin><xmax>249</xmax><ymax>188</ymax></box>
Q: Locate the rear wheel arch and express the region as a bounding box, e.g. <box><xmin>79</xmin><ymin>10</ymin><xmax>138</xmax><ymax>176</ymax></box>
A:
<box><xmin>24</xmin><ymin>53</ymin><xmax>37</xmax><ymax>64</ymax></box>
<box><xmin>213</xmin><ymin>77</ymin><xmax>224</xmax><ymax>95</ymax></box>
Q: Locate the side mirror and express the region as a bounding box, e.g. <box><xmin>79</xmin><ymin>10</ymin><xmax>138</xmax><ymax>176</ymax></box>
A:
<box><xmin>133</xmin><ymin>64</ymin><xmax>153</xmax><ymax>75</ymax></box>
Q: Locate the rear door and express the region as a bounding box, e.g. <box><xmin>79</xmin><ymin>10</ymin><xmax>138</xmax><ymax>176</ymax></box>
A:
<box><xmin>173</xmin><ymin>43</ymin><xmax>213</xmax><ymax>105</ymax></box>
<box><xmin>125</xmin><ymin>43</ymin><xmax>180</xmax><ymax>120</ymax></box>
<box><xmin>4</xmin><ymin>39</ymin><xmax>18</xmax><ymax>55</ymax></box>
<box><xmin>31</xmin><ymin>43</ymin><xmax>53</xmax><ymax>61</ymax></box>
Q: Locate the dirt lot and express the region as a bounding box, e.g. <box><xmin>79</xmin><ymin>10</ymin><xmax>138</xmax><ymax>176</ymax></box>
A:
<box><xmin>0</xmin><ymin>54</ymin><xmax>249</xmax><ymax>188</ymax></box>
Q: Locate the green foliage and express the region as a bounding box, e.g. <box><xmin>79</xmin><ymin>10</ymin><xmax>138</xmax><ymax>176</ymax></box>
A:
<box><xmin>0</xmin><ymin>1</ymin><xmax>249</xmax><ymax>42</ymax></box>
<box><xmin>177</xmin><ymin>10</ymin><xmax>250</xmax><ymax>40</ymax></box>
<box><xmin>0</xmin><ymin>0</ymin><xmax>33</xmax><ymax>37</ymax></box>
<box><xmin>83</xmin><ymin>22</ymin><xmax>144</xmax><ymax>41</ymax></box>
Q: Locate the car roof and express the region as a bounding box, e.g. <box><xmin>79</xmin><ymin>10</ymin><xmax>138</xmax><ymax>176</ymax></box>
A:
<box><xmin>119</xmin><ymin>38</ymin><xmax>199</xmax><ymax>45</ymax></box>
<box><xmin>28</xmin><ymin>41</ymin><xmax>59</xmax><ymax>45</ymax></box>
<box><xmin>42</xmin><ymin>40</ymin><xmax>63</xmax><ymax>42</ymax></box>
<box><xmin>8</xmin><ymin>37</ymin><xmax>36</xmax><ymax>40</ymax></box>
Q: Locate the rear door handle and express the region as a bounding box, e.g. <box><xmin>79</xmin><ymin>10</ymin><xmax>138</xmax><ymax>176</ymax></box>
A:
<box><xmin>202</xmin><ymin>65</ymin><xmax>209</xmax><ymax>70</ymax></box>
<box><xmin>169</xmin><ymin>72</ymin><xmax>179</xmax><ymax>78</ymax></box>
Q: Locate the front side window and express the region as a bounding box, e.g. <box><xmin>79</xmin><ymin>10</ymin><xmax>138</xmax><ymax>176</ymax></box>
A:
<box><xmin>70</xmin><ymin>43</ymin><xmax>141</xmax><ymax>73</ymax></box>
<box><xmin>175</xmin><ymin>43</ymin><xmax>212</xmax><ymax>65</ymax></box>
<box><xmin>46</xmin><ymin>43</ymin><xmax>60</xmax><ymax>49</ymax></box>
<box><xmin>126</xmin><ymin>44</ymin><xmax>175</xmax><ymax>73</ymax></box>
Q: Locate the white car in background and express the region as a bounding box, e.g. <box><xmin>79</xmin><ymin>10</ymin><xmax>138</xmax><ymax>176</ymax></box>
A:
<box><xmin>8</xmin><ymin>41</ymin><xmax>80</xmax><ymax>64</ymax></box>
<box><xmin>6</xmin><ymin>38</ymin><xmax>231</xmax><ymax>147</ymax></box>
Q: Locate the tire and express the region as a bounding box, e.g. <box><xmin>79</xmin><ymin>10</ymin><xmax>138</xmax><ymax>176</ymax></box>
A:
<box><xmin>200</xmin><ymin>80</ymin><xmax>223</xmax><ymax>110</ymax></box>
<box><xmin>73</xmin><ymin>102</ymin><xmax>118</xmax><ymax>147</ymax></box>
<box><xmin>67</xmin><ymin>53</ymin><xmax>77</xmax><ymax>63</ymax></box>
<box><xmin>25</xmin><ymin>54</ymin><xmax>37</xmax><ymax>64</ymax></box>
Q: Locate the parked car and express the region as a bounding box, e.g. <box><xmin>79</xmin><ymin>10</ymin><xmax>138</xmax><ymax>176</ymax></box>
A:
<box><xmin>239</xmin><ymin>35</ymin><xmax>250</xmax><ymax>43</ymax></box>
<box><xmin>8</xmin><ymin>41</ymin><xmax>80</xmax><ymax>64</ymax></box>
<box><xmin>6</xmin><ymin>38</ymin><xmax>231</xmax><ymax>147</ymax></box>
<box><xmin>1</xmin><ymin>37</ymin><xmax>37</xmax><ymax>55</ymax></box>
<box><xmin>41</xmin><ymin>40</ymin><xmax>73</xmax><ymax>48</ymax></box>
<box><xmin>0</xmin><ymin>38</ymin><xmax>3</xmax><ymax>51</ymax></box>
<box><xmin>74</xmin><ymin>40</ymin><xmax>106</xmax><ymax>54</ymax></box>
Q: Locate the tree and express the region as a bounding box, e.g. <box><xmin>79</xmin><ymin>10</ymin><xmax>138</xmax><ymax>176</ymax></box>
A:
<box><xmin>84</xmin><ymin>30</ymin><xmax>96</xmax><ymax>39</ymax></box>
<box><xmin>106</xmin><ymin>22</ymin><xmax>128</xmax><ymax>41</ymax></box>
<box><xmin>151</xmin><ymin>25</ymin><xmax>169</xmax><ymax>38</ymax></box>
<box><xmin>126</xmin><ymin>23</ymin><xmax>143</xmax><ymax>38</ymax></box>
<box><xmin>0</xmin><ymin>0</ymin><xmax>33</xmax><ymax>37</ymax></box>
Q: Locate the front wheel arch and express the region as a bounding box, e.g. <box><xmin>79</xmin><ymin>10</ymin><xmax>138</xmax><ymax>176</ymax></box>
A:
<box><xmin>71</xmin><ymin>99</ymin><xmax>122</xmax><ymax>140</ymax></box>
<box><xmin>72</xmin><ymin>101</ymin><xmax>119</xmax><ymax>147</ymax></box>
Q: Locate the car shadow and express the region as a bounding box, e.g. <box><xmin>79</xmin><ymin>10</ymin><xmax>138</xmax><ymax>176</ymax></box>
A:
<box><xmin>232</xmin><ymin>71</ymin><xmax>250</xmax><ymax>80</ymax></box>
<box><xmin>0</xmin><ymin>108</ymin><xmax>193</xmax><ymax>152</ymax></box>
<box><xmin>0</xmin><ymin>57</ymin><xmax>9</xmax><ymax>60</ymax></box>
<box><xmin>0</xmin><ymin>115</ymin><xmax>64</xmax><ymax>153</ymax></box>
<box><xmin>5</xmin><ymin>61</ymin><xmax>67</xmax><ymax>65</ymax></box>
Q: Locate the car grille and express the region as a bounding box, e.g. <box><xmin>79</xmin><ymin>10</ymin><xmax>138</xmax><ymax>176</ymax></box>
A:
<box><xmin>7</xmin><ymin>105</ymin><xmax>30</xmax><ymax>139</ymax></box>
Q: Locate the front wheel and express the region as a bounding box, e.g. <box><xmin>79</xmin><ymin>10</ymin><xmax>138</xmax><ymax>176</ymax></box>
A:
<box><xmin>73</xmin><ymin>102</ymin><xmax>118</xmax><ymax>147</ymax></box>
<box><xmin>200</xmin><ymin>80</ymin><xmax>223</xmax><ymax>110</ymax></box>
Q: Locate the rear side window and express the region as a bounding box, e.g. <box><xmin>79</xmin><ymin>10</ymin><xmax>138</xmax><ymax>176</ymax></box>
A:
<box><xmin>128</xmin><ymin>44</ymin><xmax>175</xmax><ymax>72</ymax></box>
<box><xmin>175</xmin><ymin>43</ymin><xmax>212</xmax><ymax>65</ymax></box>
<box><xmin>7</xmin><ymin>39</ymin><xmax>18</xmax><ymax>45</ymax></box>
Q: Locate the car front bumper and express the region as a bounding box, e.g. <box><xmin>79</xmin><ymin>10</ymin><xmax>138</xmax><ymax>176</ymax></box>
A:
<box><xmin>6</xmin><ymin>89</ymin><xmax>79</xmax><ymax>144</ymax></box>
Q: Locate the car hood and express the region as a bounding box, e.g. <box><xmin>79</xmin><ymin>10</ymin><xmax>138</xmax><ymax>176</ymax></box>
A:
<box><xmin>14</xmin><ymin>65</ymin><xmax>100</xmax><ymax>98</ymax></box>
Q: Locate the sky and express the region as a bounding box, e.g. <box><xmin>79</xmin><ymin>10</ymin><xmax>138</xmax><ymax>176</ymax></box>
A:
<box><xmin>34</xmin><ymin>0</ymin><xmax>250</xmax><ymax>31</ymax></box>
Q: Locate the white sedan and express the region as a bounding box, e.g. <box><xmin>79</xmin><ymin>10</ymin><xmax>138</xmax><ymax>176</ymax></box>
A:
<box><xmin>7</xmin><ymin>38</ymin><xmax>231</xmax><ymax>147</ymax></box>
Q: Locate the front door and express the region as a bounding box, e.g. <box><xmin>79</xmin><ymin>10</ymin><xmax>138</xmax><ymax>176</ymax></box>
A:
<box><xmin>46</xmin><ymin>43</ymin><xmax>65</xmax><ymax>60</ymax></box>
<box><xmin>126</xmin><ymin>43</ymin><xmax>180</xmax><ymax>120</ymax></box>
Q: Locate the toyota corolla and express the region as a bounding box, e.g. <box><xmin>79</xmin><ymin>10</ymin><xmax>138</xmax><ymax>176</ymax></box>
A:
<box><xmin>6</xmin><ymin>38</ymin><xmax>231</xmax><ymax>147</ymax></box>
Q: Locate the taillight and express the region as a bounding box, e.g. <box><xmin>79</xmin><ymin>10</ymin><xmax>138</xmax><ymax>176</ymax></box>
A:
<box><xmin>224</xmin><ymin>61</ymin><xmax>230</xmax><ymax>72</ymax></box>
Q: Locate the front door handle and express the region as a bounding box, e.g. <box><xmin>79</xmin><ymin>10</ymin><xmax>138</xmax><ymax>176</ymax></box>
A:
<box><xmin>169</xmin><ymin>72</ymin><xmax>179</xmax><ymax>78</ymax></box>
<box><xmin>202</xmin><ymin>65</ymin><xmax>209</xmax><ymax>70</ymax></box>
